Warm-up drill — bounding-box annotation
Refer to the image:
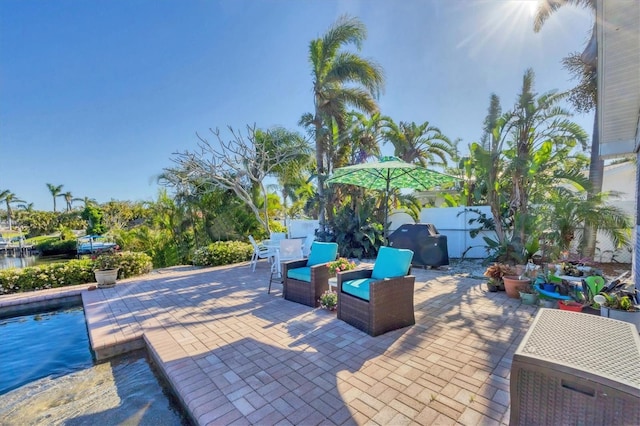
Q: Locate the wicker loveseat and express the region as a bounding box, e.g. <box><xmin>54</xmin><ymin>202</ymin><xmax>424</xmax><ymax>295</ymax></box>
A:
<box><xmin>282</xmin><ymin>242</ymin><xmax>338</xmax><ymax>308</ymax></box>
<box><xmin>337</xmin><ymin>246</ymin><xmax>415</xmax><ymax>336</ymax></box>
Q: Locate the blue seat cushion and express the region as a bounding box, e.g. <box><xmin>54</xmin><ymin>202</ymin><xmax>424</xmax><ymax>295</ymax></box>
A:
<box><xmin>306</xmin><ymin>242</ymin><xmax>338</xmax><ymax>267</ymax></box>
<box><xmin>287</xmin><ymin>267</ymin><xmax>311</xmax><ymax>282</ymax></box>
<box><xmin>341</xmin><ymin>278</ymin><xmax>375</xmax><ymax>301</ymax></box>
<box><xmin>371</xmin><ymin>246</ymin><xmax>414</xmax><ymax>280</ymax></box>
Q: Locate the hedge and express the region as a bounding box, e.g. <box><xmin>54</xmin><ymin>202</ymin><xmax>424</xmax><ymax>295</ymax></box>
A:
<box><xmin>192</xmin><ymin>241</ymin><xmax>253</xmax><ymax>267</ymax></box>
<box><xmin>0</xmin><ymin>251</ymin><xmax>153</xmax><ymax>295</ymax></box>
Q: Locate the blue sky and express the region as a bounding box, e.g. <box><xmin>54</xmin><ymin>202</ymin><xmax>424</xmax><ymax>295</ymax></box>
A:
<box><xmin>0</xmin><ymin>0</ymin><xmax>593</xmax><ymax>211</ymax></box>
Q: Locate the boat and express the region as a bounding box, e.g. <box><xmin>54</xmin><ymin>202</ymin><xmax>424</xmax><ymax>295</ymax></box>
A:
<box><xmin>77</xmin><ymin>235</ymin><xmax>117</xmax><ymax>255</ymax></box>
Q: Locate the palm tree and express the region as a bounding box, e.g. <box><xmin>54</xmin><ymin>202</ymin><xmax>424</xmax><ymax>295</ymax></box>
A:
<box><xmin>264</xmin><ymin>128</ymin><xmax>313</xmax><ymax>224</ymax></box>
<box><xmin>0</xmin><ymin>190</ymin><xmax>25</xmax><ymax>230</ymax></box>
<box><xmin>539</xmin><ymin>187</ymin><xmax>630</xmax><ymax>259</ymax></box>
<box><xmin>46</xmin><ymin>183</ymin><xmax>64</xmax><ymax>212</ymax></box>
<box><xmin>75</xmin><ymin>196</ymin><xmax>96</xmax><ymax>209</ymax></box>
<box><xmin>383</xmin><ymin>120</ymin><xmax>455</xmax><ymax>167</ymax></box>
<box><xmin>482</xmin><ymin>69</ymin><xmax>588</xmax><ymax>262</ymax></box>
<box><xmin>17</xmin><ymin>202</ymin><xmax>34</xmax><ymax>212</ymax></box>
<box><xmin>534</xmin><ymin>0</ymin><xmax>601</xmax><ymax>258</ymax></box>
<box><xmin>347</xmin><ymin>112</ymin><xmax>388</xmax><ymax>164</ymax></box>
<box><xmin>60</xmin><ymin>191</ymin><xmax>75</xmax><ymax>212</ymax></box>
<box><xmin>309</xmin><ymin>15</ymin><xmax>385</xmax><ymax>229</ymax></box>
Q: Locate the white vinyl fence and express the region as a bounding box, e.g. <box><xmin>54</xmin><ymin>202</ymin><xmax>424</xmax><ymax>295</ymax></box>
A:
<box><xmin>390</xmin><ymin>206</ymin><xmax>632</xmax><ymax>262</ymax></box>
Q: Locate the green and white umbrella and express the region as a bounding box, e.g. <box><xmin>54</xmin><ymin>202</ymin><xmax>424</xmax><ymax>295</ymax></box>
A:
<box><xmin>326</xmin><ymin>156</ymin><xmax>458</xmax><ymax>238</ymax></box>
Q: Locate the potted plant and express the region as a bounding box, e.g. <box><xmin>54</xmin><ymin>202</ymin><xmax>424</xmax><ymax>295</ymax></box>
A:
<box><xmin>327</xmin><ymin>257</ymin><xmax>357</xmax><ymax>277</ymax></box>
<box><xmin>519</xmin><ymin>282</ymin><xmax>538</xmax><ymax>305</ymax></box>
<box><xmin>538</xmin><ymin>296</ymin><xmax>557</xmax><ymax>308</ymax></box>
<box><xmin>503</xmin><ymin>272</ymin><xmax>531</xmax><ymax>299</ymax></box>
<box><xmin>535</xmin><ymin>266</ymin><xmax>562</xmax><ymax>293</ymax></box>
<box><xmin>558</xmin><ymin>300</ymin><xmax>584</xmax><ymax>312</ymax></box>
<box><xmin>597</xmin><ymin>290</ymin><xmax>640</xmax><ymax>332</ymax></box>
<box><xmin>483</xmin><ymin>263</ymin><xmax>513</xmax><ymax>292</ymax></box>
<box><xmin>319</xmin><ymin>290</ymin><xmax>338</xmax><ymax>311</ymax></box>
<box><xmin>93</xmin><ymin>251</ymin><xmax>120</xmax><ymax>288</ymax></box>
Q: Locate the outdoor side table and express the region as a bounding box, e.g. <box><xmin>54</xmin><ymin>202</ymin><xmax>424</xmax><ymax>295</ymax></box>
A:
<box><xmin>510</xmin><ymin>308</ymin><xmax>640</xmax><ymax>425</ymax></box>
<box><xmin>328</xmin><ymin>277</ymin><xmax>338</xmax><ymax>292</ymax></box>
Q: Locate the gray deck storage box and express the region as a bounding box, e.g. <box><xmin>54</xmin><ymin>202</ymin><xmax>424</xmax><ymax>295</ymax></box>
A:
<box><xmin>388</xmin><ymin>223</ymin><xmax>449</xmax><ymax>268</ymax></box>
<box><xmin>510</xmin><ymin>309</ymin><xmax>640</xmax><ymax>425</ymax></box>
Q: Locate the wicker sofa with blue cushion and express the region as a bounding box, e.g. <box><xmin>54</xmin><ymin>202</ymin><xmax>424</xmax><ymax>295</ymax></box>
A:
<box><xmin>282</xmin><ymin>242</ymin><xmax>338</xmax><ymax>308</ymax></box>
<box><xmin>337</xmin><ymin>246</ymin><xmax>415</xmax><ymax>336</ymax></box>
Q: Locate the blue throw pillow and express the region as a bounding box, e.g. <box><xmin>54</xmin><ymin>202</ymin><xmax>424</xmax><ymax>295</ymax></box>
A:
<box><xmin>306</xmin><ymin>242</ymin><xmax>338</xmax><ymax>267</ymax></box>
<box><xmin>371</xmin><ymin>246</ymin><xmax>413</xmax><ymax>280</ymax></box>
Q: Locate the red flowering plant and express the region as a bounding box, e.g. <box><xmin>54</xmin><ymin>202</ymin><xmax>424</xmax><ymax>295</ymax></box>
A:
<box><xmin>327</xmin><ymin>257</ymin><xmax>356</xmax><ymax>277</ymax></box>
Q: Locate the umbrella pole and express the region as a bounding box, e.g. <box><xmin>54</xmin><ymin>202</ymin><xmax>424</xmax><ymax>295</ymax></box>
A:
<box><xmin>384</xmin><ymin>176</ymin><xmax>390</xmax><ymax>245</ymax></box>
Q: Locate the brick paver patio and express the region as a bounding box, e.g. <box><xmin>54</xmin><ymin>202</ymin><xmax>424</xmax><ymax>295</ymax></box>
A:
<box><xmin>3</xmin><ymin>262</ymin><xmax>538</xmax><ymax>425</ymax></box>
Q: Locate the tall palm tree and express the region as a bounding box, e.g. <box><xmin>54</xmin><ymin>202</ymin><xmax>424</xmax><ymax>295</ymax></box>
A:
<box><xmin>60</xmin><ymin>191</ymin><xmax>75</xmax><ymax>212</ymax></box>
<box><xmin>0</xmin><ymin>190</ymin><xmax>25</xmax><ymax>230</ymax></box>
<box><xmin>383</xmin><ymin>120</ymin><xmax>455</xmax><ymax>167</ymax></box>
<box><xmin>46</xmin><ymin>183</ymin><xmax>64</xmax><ymax>212</ymax></box>
<box><xmin>494</xmin><ymin>69</ymin><xmax>588</xmax><ymax>259</ymax></box>
<box><xmin>346</xmin><ymin>112</ymin><xmax>388</xmax><ymax>164</ymax></box>
<box><xmin>534</xmin><ymin>0</ymin><xmax>601</xmax><ymax>258</ymax></box>
<box><xmin>309</xmin><ymin>15</ymin><xmax>384</xmax><ymax>229</ymax></box>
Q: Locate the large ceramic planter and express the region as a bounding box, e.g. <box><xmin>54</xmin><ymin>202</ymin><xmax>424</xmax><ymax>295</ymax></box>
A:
<box><xmin>503</xmin><ymin>276</ymin><xmax>530</xmax><ymax>299</ymax></box>
<box><xmin>94</xmin><ymin>268</ymin><xmax>119</xmax><ymax>288</ymax></box>
<box><xmin>601</xmin><ymin>306</ymin><xmax>640</xmax><ymax>333</ymax></box>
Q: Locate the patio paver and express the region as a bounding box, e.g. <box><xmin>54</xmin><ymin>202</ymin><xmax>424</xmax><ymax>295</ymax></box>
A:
<box><xmin>2</xmin><ymin>262</ymin><xmax>537</xmax><ymax>425</ymax></box>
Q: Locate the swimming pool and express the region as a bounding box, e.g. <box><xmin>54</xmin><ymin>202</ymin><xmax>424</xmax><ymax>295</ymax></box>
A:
<box><xmin>0</xmin><ymin>307</ymin><xmax>190</xmax><ymax>425</ymax></box>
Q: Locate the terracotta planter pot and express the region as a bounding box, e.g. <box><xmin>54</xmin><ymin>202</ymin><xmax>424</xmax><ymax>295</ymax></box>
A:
<box><xmin>503</xmin><ymin>276</ymin><xmax>530</xmax><ymax>299</ymax></box>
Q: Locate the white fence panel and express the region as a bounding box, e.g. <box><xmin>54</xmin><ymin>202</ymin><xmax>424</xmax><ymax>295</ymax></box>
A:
<box><xmin>417</xmin><ymin>206</ymin><xmax>492</xmax><ymax>259</ymax></box>
<box><xmin>287</xmin><ymin>219</ymin><xmax>319</xmax><ymax>239</ymax></box>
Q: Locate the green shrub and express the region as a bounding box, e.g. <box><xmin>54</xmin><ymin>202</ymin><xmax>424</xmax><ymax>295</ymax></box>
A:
<box><xmin>192</xmin><ymin>241</ymin><xmax>253</xmax><ymax>267</ymax></box>
<box><xmin>0</xmin><ymin>251</ymin><xmax>154</xmax><ymax>295</ymax></box>
<box><xmin>101</xmin><ymin>251</ymin><xmax>153</xmax><ymax>279</ymax></box>
<box><xmin>0</xmin><ymin>259</ymin><xmax>94</xmax><ymax>294</ymax></box>
<box><xmin>36</xmin><ymin>238</ymin><xmax>78</xmax><ymax>256</ymax></box>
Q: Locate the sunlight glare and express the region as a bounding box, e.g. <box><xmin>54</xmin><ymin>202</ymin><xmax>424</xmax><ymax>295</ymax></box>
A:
<box><xmin>526</xmin><ymin>0</ymin><xmax>537</xmax><ymax>17</ymax></box>
<box><xmin>456</xmin><ymin>1</ymin><xmax>533</xmax><ymax>58</ymax></box>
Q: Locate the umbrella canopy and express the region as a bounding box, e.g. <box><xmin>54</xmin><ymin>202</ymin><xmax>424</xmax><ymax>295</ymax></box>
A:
<box><xmin>326</xmin><ymin>156</ymin><xmax>458</xmax><ymax>239</ymax></box>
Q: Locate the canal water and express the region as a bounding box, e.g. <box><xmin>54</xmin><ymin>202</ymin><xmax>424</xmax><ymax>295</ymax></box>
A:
<box><xmin>0</xmin><ymin>255</ymin><xmax>39</xmax><ymax>270</ymax></box>
<box><xmin>0</xmin><ymin>307</ymin><xmax>190</xmax><ymax>425</ymax></box>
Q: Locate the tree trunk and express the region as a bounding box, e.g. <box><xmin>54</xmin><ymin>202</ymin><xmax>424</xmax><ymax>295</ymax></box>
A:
<box><xmin>582</xmin><ymin>114</ymin><xmax>604</xmax><ymax>259</ymax></box>
<box><xmin>314</xmin><ymin>114</ymin><xmax>326</xmax><ymax>231</ymax></box>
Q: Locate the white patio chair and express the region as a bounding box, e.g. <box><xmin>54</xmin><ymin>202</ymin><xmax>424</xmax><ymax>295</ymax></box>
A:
<box><xmin>302</xmin><ymin>234</ymin><xmax>316</xmax><ymax>257</ymax></box>
<box><xmin>268</xmin><ymin>239</ymin><xmax>303</xmax><ymax>294</ymax></box>
<box><xmin>270</xmin><ymin>232</ymin><xmax>287</xmax><ymax>243</ymax></box>
<box><xmin>249</xmin><ymin>235</ymin><xmax>275</xmax><ymax>272</ymax></box>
